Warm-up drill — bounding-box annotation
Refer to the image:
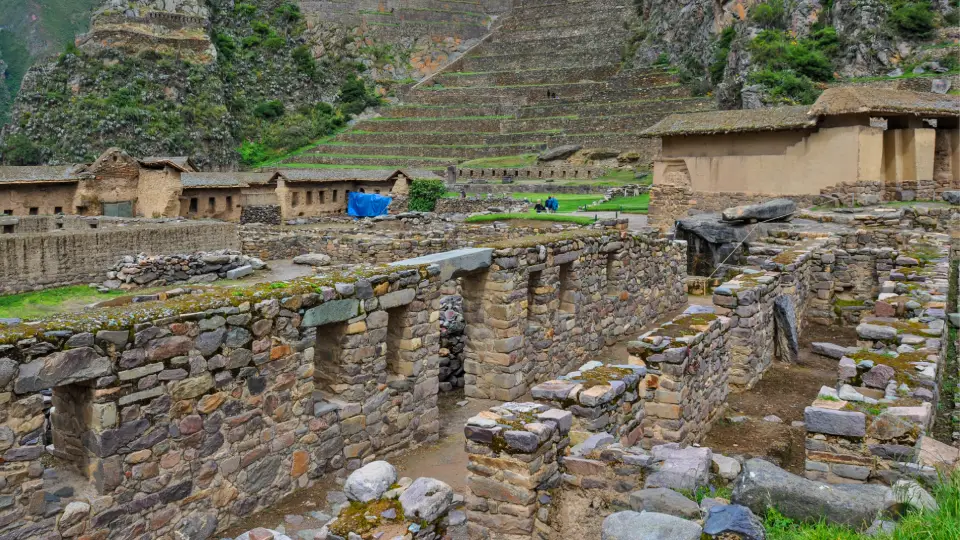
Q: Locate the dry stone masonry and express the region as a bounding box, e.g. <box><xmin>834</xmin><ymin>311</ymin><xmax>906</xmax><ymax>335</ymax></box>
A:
<box><xmin>103</xmin><ymin>250</ymin><xmax>266</xmax><ymax>290</ymax></box>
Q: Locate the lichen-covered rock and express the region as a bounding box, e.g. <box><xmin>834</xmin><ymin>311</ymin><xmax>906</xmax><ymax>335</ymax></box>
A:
<box><xmin>344</xmin><ymin>461</ymin><xmax>398</xmax><ymax>503</ymax></box>
<box><xmin>601</xmin><ymin>511</ymin><xmax>703</xmax><ymax>540</ymax></box>
<box><xmin>398</xmin><ymin>477</ymin><xmax>454</xmax><ymax>522</ymax></box>
<box><xmin>732</xmin><ymin>458</ymin><xmax>895</xmax><ymax>529</ymax></box>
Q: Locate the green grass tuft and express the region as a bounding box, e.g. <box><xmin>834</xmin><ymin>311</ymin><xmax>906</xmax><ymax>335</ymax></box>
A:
<box><xmin>583</xmin><ymin>194</ymin><xmax>650</xmax><ymax>214</ymax></box>
<box><xmin>0</xmin><ymin>285</ymin><xmax>124</xmax><ymax>320</ymax></box>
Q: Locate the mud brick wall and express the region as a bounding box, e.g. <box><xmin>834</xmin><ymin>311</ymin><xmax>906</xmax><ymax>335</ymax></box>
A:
<box><xmin>463</xmin><ymin>231</ymin><xmax>687</xmax><ymax>401</ymax></box>
<box><xmin>0</xmin><ymin>221</ymin><xmax>240</xmax><ymax>295</ymax></box>
<box><xmin>531</xmin><ymin>364</ymin><xmax>648</xmax><ymax>447</ymax></box>
<box><xmin>628</xmin><ymin>312</ymin><xmax>732</xmax><ymax>448</ymax></box>
<box><xmin>463</xmin><ymin>402</ymin><xmax>571</xmax><ymax>540</ymax></box>
<box><xmin>0</xmin><ymin>264</ymin><xmax>443</xmax><ymax>539</ymax></box>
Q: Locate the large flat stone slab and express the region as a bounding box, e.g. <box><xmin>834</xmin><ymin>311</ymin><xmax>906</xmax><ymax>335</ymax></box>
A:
<box><xmin>391</xmin><ymin>248</ymin><xmax>493</xmax><ymax>281</ymax></box>
<box><xmin>302</xmin><ymin>299</ymin><xmax>360</xmax><ymax>327</ymax></box>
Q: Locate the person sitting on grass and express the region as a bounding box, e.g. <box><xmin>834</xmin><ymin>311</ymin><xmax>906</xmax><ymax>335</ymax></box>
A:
<box><xmin>534</xmin><ymin>200</ymin><xmax>547</xmax><ymax>213</ymax></box>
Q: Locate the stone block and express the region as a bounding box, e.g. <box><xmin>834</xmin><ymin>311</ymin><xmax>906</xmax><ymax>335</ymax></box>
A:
<box><xmin>804</xmin><ymin>407</ymin><xmax>866</xmax><ymax>437</ymax></box>
<box><xmin>302</xmin><ymin>300</ymin><xmax>360</xmax><ymax>327</ymax></box>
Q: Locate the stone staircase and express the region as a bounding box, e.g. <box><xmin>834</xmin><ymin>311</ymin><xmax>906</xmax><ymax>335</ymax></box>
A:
<box><xmin>281</xmin><ymin>0</ymin><xmax>715</xmax><ymax>170</ymax></box>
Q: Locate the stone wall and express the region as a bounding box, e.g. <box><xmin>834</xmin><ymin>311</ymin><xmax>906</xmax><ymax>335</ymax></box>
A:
<box><xmin>456</xmin><ymin>166</ymin><xmax>606</xmax><ymax>183</ymax></box>
<box><xmin>103</xmin><ymin>250</ymin><xmax>265</xmax><ymax>290</ymax></box>
<box><xmin>648</xmin><ymin>185</ymin><xmax>821</xmax><ymax>230</ymax></box>
<box><xmin>451</xmin><ymin>183</ymin><xmax>611</xmax><ymax>195</ymax></box>
<box><xmin>434</xmin><ymin>196</ymin><xmax>530</xmax><ymax>214</ymax></box>
<box><xmin>239</xmin><ymin>221</ymin><xmax>592</xmax><ymax>263</ymax></box>
<box><xmin>627</xmin><ymin>310</ymin><xmax>732</xmax><ymax>448</ymax></box>
<box><xmin>803</xmin><ymin>238</ymin><xmax>952</xmax><ymax>484</ymax></box>
<box><xmin>464</xmin><ymin>230</ymin><xmax>688</xmax><ymax>401</ymax></box>
<box><xmin>0</xmin><ymin>221</ymin><xmax>240</xmax><ymax>294</ymax></box>
<box><xmin>463</xmin><ymin>402</ymin><xmax>571</xmax><ymax>540</ymax></box>
<box><xmin>240</xmin><ymin>205</ymin><xmax>281</xmax><ymax>225</ymax></box>
<box><xmin>0</xmin><ymin>264</ymin><xmax>443</xmax><ymax>539</ymax></box>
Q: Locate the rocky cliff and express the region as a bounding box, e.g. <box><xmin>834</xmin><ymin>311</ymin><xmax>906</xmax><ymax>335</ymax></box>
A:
<box><xmin>631</xmin><ymin>0</ymin><xmax>959</xmax><ymax>108</ymax></box>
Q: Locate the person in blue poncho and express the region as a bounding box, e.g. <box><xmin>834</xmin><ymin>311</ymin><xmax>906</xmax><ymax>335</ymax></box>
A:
<box><xmin>545</xmin><ymin>195</ymin><xmax>559</xmax><ymax>213</ymax></box>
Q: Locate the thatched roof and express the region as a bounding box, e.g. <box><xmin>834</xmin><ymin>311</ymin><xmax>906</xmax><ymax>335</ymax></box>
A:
<box><xmin>0</xmin><ymin>165</ymin><xmax>91</xmax><ymax>184</ymax></box>
<box><xmin>271</xmin><ymin>168</ymin><xmax>438</xmax><ymax>183</ymax></box>
<box><xmin>141</xmin><ymin>156</ymin><xmax>197</xmax><ymax>172</ymax></box>
<box><xmin>641</xmin><ymin>106</ymin><xmax>816</xmax><ymax>137</ymax></box>
<box><xmin>809</xmin><ymin>87</ymin><xmax>960</xmax><ymax>117</ymax></box>
<box><xmin>181</xmin><ymin>172</ymin><xmax>272</xmax><ymax>189</ymax></box>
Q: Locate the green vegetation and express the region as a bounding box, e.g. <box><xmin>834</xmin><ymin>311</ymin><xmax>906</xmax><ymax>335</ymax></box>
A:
<box><xmin>710</xmin><ymin>27</ymin><xmax>737</xmax><ymax>84</ymax></box>
<box><xmin>465</xmin><ymin>213</ymin><xmax>596</xmax><ymax>225</ymax></box>
<box><xmin>0</xmin><ymin>286</ymin><xmax>124</xmax><ymax>320</ymax></box>
<box><xmin>751</xmin><ymin>0</ymin><xmax>789</xmax><ymax>29</ymax></box>
<box><xmin>763</xmin><ymin>469</ymin><xmax>960</xmax><ymax>538</ymax></box>
<box><xmin>1</xmin><ymin>1</ymin><xmax>378</xmax><ymax>168</ymax></box>
<box><xmin>747</xmin><ymin>27</ymin><xmax>836</xmax><ymax>105</ymax></box>
<box><xmin>583</xmin><ymin>194</ymin><xmax>650</xmax><ymax>214</ymax></box>
<box><xmin>506</xmin><ymin>193</ymin><xmax>603</xmax><ymax>212</ymax></box>
<box><xmin>408</xmin><ymin>178</ymin><xmax>447</xmax><ymax>212</ymax></box>
<box><xmin>594</xmin><ymin>168</ymin><xmax>649</xmax><ymax>184</ymax></box>
<box><xmin>890</xmin><ymin>1</ymin><xmax>937</xmax><ymax>38</ymax></box>
<box><xmin>460</xmin><ymin>154</ymin><xmax>539</xmax><ymax>168</ymax></box>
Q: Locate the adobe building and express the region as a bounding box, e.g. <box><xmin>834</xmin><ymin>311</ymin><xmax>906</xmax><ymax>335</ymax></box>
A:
<box><xmin>0</xmin><ymin>149</ymin><xmax>194</xmax><ymax>218</ymax></box>
<box><xmin>642</xmin><ymin>87</ymin><xmax>960</xmax><ymax>229</ymax></box>
<box><xmin>0</xmin><ymin>146</ymin><xmax>433</xmax><ymax>221</ymax></box>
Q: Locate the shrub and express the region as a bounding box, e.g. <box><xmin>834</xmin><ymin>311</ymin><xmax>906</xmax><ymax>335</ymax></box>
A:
<box><xmin>292</xmin><ymin>45</ymin><xmax>317</xmax><ymax>75</ymax></box>
<box><xmin>751</xmin><ymin>0</ymin><xmax>789</xmax><ymax>29</ymax></box>
<box><xmin>253</xmin><ymin>100</ymin><xmax>285</xmax><ymax>120</ymax></box>
<box><xmin>235</xmin><ymin>3</ymin><xmax>257</xmax><ymax>17</ymax></box>
<box><xmin>809</xmin><ymin>26</ymin><xmax>840</xmax><ymax>58</ymax></box>
<box><xmin>890</xmin><ymin>1</ymin><xmax>936</xmax><ymax>38</ymax></box>
<box><xmin>264</xmin><ymin>35</ymin><xmax>286</xmax><ymax>50</ymax></box>
<box><xmin>1</xmin><ymin>134</ymin><xmax>44</xmax><ymax>165</ymax></box>
<box><xmin>408</xmin><ymin>179</ymin><xmax>447</xmax><ymax>212</ymax></box>
<box><xmin>747</xmin><ymin>69</ymin><xmax>821</xmax><ymax>104</ymax></box>
<box><xmin>750</xmin><ymin>30</ymin><xmax>833</xmax><ymax>81</ymax></box>
<box><xmin>710</xmin><ymin>26</ymin><xmax>737</xmax><ymax>84</ymax></box>
<box><xmin>654</xmin><ymin>52</ymin><xmax>671</xmax><ymax>67</ymax></box>
<box><xmin>337</xmin><ymin>77</ymin><xmax>380</xmax><ymax>116</ymax></box>
<box><xmin>274</xmin><ymin>2</ymin><xmax>302</xmax><ymax>23</ymax></box>
<box><xmin>239</xmin><ymin>140</ymin><xmax>269</xmax><ymax>167</ymax></box>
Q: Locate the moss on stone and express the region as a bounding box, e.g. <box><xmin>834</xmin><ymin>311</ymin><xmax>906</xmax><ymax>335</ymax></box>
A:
<box><xmin>329</xmin><ymin>499</ymin><xmax>405</xmax><ymax>537</ymax></box>
<box><xmin>0</xmin><ymin>264</ymin><xmax>425</xmax><ymax>344</ymax></box>
<box><xmin>653</xmin><ymin>313</ymin><xmax>718</xmax><ymax>339</ymax></box>
<box><xmin>578</xmin><ymin>366</ymin><xmax>634</xmax><ymax>389</ymax></box>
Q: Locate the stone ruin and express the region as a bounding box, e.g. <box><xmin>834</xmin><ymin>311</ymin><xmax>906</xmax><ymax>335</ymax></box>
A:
<box><xmin>0</xmin><ymin>195</ymin><xmax>956</xmax><ymax>540</ymax></box>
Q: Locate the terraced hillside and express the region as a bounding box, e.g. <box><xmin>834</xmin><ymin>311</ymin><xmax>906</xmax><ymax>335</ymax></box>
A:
<box><xmin>280</xmin><ymin>0</ymin><xmax>715</xmax><ymax>170</ymax></box>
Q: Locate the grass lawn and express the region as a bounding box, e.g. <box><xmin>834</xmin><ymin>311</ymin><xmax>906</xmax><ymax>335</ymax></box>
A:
<box><xmin>593</xmin><ymin>168</ymin><xmax>651</xmax><ymax>184</ymax></box>
<box><xmin>443</xmin><ymin>192</ymin><xmax>603</xmax><ymax>212</ymax></box>
<box><xmin>465</xmin><ymin>213</ymin><xmax>596</xmax><ymax>225</ymax></box>
<box><xmin>460</xmin><ymin>154</ymin><xmax>539</xmax><ymax>168</ymax></box>
<box><xmin>584</xmin><ymin>193</ymin><xmax>650</xmax><ymax>214</ymax></box>
<box><xmin>0</xmin><ymin>285</ymin><xmax>124</xmax><ymax>320</ymax></box>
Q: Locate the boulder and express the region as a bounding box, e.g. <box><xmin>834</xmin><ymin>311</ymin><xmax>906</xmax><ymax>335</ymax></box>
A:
<box><xmin>773</xmin><ymin>296</ymin><xmax>799</xmax><ymax>363</ymax></box>
<box><xmin>601</xmin><ymin>511</ymin><xmax>702</xmax><ymax>540</ymax></box>
<box><xmin>344</xmin><ymin>461</ymin><xmax>397</xmax><ymax>503</ymax></box>
<box><xmin>538</xmin><ymin>144</ymin><xmax>581</xmax><ymax>162</ymax></box>
<box><xmin>292</xmin><ymin>253</ymin><xmax>332</xmax><ymax>266</ymax></box>
<box><xmin>585</xmin><ymin>148</ymin><xmax>620</xmax><ymax>160</ymax></box>
<box><xmin>893</xmin><ymin>479</ymin><xmax>938</xmax><ymax>512</ymax></box>
<box><xmin>721</xmin><ymin>199</ymin><xmax>797</xmax><ymax>223</ymax></box>
<box><xmin>703</xmin><ymin>504</ymin><xmax>766</xmax><ymax>540</ymax></box>
<box><xmin>628</xmin><ymin>488</ymin><xmax>700</xmax><ymax>519</ymax></box>
<box><xmin>942</xmin><ymin>191</ymin><xmax>960</xmax><ymax>205</ymax></box>
<box><xmin>398</xmin><ymin>477</ymin><xmax>454</xmax><ymax>523</ymax></box>
<box><xmin>644</xmin><ymin>443</ymin><xmax>712</xmax><ymax>491</ymax></box>
<box><xmin>732</xmin><ymin>458</ymin><xmax>895</xmax><ymax>529</ymax></box>
<box><xmin>712</xmin><ymin>454</ymin><xmax>741</xmax><ymax>481</ymax></box>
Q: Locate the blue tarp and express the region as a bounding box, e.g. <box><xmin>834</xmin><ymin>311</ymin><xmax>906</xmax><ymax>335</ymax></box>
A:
<box><xmin>347</xmin><ymin>191</ymin><xmax>392</xmax><ymax>217</ymax></box>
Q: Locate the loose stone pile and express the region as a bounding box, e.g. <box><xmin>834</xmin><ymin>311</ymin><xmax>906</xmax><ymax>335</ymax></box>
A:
<box><xmin>102</xmin><ymin>250</ymin><xmax>266</xmax><ymax>289</ymax></box>
<box><xmin>438</xmin><ymin>293</ymin><xmax>465</xmax><ymax>392</ymax></box>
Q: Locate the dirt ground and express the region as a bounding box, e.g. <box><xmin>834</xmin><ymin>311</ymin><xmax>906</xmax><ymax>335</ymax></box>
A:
<box><xmin>703</xmin><ymin>323</ymin><xmax>858</xmax><ymax>474</ymax></box>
